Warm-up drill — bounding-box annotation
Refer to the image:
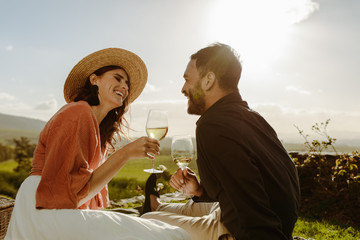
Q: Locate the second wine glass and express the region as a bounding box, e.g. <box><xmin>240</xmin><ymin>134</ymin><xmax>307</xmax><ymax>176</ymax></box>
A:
<box><xmin>144</xmin><ymin>110</ymin><xmax>168</xmax><ymax>173</ymax></box>
<box><xmin>171</xmin><ymin>135</ymin><xmax>194</xmax><ymax>195</ymax></box>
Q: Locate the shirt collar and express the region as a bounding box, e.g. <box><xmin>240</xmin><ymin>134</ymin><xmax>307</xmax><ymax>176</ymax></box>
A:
<box><xmin>196</xmin><ymin>91</ymin><xmax>249</xmax><ymax>125</ymax></box>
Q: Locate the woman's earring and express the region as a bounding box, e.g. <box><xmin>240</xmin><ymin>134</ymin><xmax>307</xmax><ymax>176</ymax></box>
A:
<box><xmin>89</xmin><ymin>84</ymin><xmax>100</xmax><ymax>105</ymax></box>
<box><xmin>90</xmin><ymin>84</ymin><xmax>99</xmax><ymax>94</ymax></box>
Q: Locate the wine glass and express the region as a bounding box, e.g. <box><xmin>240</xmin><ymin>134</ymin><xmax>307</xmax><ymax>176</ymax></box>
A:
<box><xmin>144</xmin><ymin>110</ymin><xmax>168</xmax><ymax>173</ymax></box>
<box><xmin>171</xmin><ymin>135</ymin><xmax>194</xmax><ymax>195</ymax></box>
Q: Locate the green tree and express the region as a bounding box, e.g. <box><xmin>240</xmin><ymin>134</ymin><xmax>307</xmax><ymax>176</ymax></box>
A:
<box><xmin>0</xmin><ymin>143</ymin><xmax>14</xmax><ymax>162</ymax></box>
<box><xmin>13</xmin><ymin>137</ymin><xmax>35</xmax><ymax>173</ymax></box>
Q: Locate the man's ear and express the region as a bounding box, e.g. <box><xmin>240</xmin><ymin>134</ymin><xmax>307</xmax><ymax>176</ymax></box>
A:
<box><xmin>203</xmin><ymin>72</ymin><xmax>216</xmax><ymax>91</ymax></box>
<box><xmin>89</xmin><ymin>73</ymin><xmax>97</xmax><ymax>85</ymax></box>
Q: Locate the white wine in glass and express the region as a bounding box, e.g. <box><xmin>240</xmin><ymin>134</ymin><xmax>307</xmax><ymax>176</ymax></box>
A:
<box><xmin>146</xmin><ymin>127</ymin><xmax>168</xmax><ymax>141</ymax></box>
<box><xmin>144</xmin><ymin>110</ymin><xmax>168</xmax><ymax>173</ymax></box>
<box><xmin>171</xmin><ymin>135</ymin><xmax>194</xmax><ymax>195</ymax></box>
<box><xmin>173</xmin><ymin>156</ymin><xmax>193</xmax><ymax>172</ymax></box>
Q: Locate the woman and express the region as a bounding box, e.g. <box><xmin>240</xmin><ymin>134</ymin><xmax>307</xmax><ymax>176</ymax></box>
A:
<box><xmin>5</xmin><ymin>48</ymin><xmax>190</xmax><ymax>240</ymax></box>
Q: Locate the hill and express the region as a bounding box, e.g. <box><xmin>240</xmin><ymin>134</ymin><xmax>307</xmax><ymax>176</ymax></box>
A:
<box><xmin>0</xmin><ymin>113</ymin><xmax>46</xmax><ymax>144</ymax></box>
<box><xmin>0</xmin><ymin>113</ymin><xmax>46</xmax><ymax>131</ymax></box>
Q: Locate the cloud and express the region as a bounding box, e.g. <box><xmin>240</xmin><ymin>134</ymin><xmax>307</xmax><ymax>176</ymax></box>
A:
<box><xmin>34</xmin><ymin>99</ymin><xmax>58</xmax><ymax>111</ymax></box>
<box><xmin>283</xmin><ymin>0</ymin><xmax>320</xmax><ymax>24</ymax></box>
<box><xmin>0</xmin><ymin>103</ymin><xmax>45</xmax><ymax>120</ymax></box>
<box><xmin>213</xmin><ymin>0</ymin><xmax>319</xmax><ymax>27</ymax></box>
<box><xmin>0</xmin><ymin>100</ymin><xmax>59</xmax><ymax>121</ymax></box>
<box><xmin>0</xmin><ymin>92</ymin><xmax>15</xmax><ymax>100</ymax></box>
<box><xmin>5</xmin><ymin>45</ymin><xmax>14</xmax><ymax>51</ymax></box>
<box><xmin>285</xmin><ymin>85</ymin><xmax>311</xmax><ymax>95</ymax></box>
<box><xmin>252</xmin><ymin>103</ymin><xmax>360</xmax><ymax>143</ymax></box>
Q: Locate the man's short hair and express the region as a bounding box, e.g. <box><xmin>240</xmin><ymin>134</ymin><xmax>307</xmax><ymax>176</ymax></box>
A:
<box><xmin>191</xmin><ymin>43</ymin><xmax>242</xmax><ymax>91</ymax></box>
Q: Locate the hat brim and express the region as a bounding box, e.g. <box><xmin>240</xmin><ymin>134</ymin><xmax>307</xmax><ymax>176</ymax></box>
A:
<box><xmin>64</xmin><ymin>48</ymin><xmax>147</xmax><ymax>103</ymax></box>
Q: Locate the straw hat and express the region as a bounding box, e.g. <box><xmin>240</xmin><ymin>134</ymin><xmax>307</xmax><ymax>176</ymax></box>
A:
<box><xmin>64</xmin><ymin>48</ymin><xmax>147</xmax><ymax>103</ymax></box>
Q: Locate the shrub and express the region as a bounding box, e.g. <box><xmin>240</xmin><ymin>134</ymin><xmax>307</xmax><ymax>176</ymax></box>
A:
<box><xmin>108</xmin><ymin>177</ymin><xmax>145</xmax><ymax>201</ymax></box>
<box><xmin>0</xmin><ymin>143</ymin><xmax>14</xmax><ymax>162</ymax></box>
<box><xmin>0</xmin><ymin>170</ymin><xmax>28</xmax><ymax>198</ymax></box>
<box><xmin>293</xmin><ymin>120</ymin><xmax>360</xmax><ymax>227</ymax></box>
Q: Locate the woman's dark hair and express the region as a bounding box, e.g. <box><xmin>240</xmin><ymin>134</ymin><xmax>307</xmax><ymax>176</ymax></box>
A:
<box><xmin>73</xmin><ymin>65</ymin><xmax>130</xmax><ymax>151</ymax></box>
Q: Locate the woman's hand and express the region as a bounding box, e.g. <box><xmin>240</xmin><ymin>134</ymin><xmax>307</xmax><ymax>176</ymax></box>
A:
<box><xmin>122</xmin><ymin>136</ymin><xmax>160</xmax><ymax>160</ymax></box>
<box><xmin>80</xmin><ymin>136</ymin><xmax>159</xmax><ymax>207</ymax></box>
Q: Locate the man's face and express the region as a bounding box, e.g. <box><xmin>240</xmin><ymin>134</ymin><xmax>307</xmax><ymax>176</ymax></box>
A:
<box><xmin>182</xmin><ymin>60</ymin><xmax>206</xmax><ymax>115</ymax></box>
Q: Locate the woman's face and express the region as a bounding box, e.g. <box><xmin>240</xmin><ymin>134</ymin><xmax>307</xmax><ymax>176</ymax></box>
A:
<box><xmin>93</xmin><ymin>68</ymin><xmax>129</xmax><ymax>110</ymax></box>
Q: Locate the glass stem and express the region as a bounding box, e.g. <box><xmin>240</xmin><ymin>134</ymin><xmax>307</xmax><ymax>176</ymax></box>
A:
<box><xmin>152</xmin><ymin>158</ymin><xmax>155</xmax><ymax>170</ymax></box>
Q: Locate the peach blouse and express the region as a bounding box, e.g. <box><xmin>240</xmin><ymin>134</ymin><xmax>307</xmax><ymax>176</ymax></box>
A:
<box><xmin>31</xmin><ymin>101</ymin><xmax>109</xmax><ymax>210</ymax></box>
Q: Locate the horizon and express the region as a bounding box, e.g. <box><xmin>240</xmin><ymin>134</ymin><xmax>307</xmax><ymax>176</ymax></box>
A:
<box><xmin>1</xmin><ymin>111</ymin><xmax>360</xmax><ymax>148</ymax></box>
<box><xmin>1</xmin><ymin>0</ymin><xmax>359</xmax><ymax>144</ymax></box>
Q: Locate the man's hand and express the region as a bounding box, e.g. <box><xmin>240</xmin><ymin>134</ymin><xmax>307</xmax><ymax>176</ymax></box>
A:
<box><xmin>170</xmin><ymin>168</ymin><xmax>203</xmax><ymax>197</ymax></box>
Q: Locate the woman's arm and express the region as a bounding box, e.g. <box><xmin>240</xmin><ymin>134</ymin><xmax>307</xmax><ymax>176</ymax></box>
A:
<box><xmin>78</xmin><ymin>136</ymin><xmax>159</xmax><ymax>207</ymax></box>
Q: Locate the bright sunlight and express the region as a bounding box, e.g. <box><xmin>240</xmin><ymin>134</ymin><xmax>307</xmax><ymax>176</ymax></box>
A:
<box><xmin>205</xmin><ymin>0</ymin><xmax>319</xmax><ymax>79</ymax></box>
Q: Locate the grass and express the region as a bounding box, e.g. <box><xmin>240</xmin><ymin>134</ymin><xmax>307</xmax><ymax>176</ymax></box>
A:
<box><xmin>0</xmin><ymin>156</ymin><xmax>199</xmax><ymax>182</ymax></box>
<box><xmin>293</xmin><ymin>217</ymin><xmax>360</xmax><ymax>239</ymax></box>
<box><xmin>114</xmin><ymin>155</ymin><xmax>198</xmax><ymax>182</ymax></box>
<box><xmin>115</xmin><ymin>155</ymin><xmax>197</xmax><ymax>181</ymax></box>
<box><xmin>0</xmin><ymin>159</ymin><xmax>17</xmax><ymax>172</ymax></box>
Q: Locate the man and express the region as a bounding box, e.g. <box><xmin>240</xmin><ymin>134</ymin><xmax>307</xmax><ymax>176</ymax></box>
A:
<box><xmin>142</xmin><ymin>43</ymin><xmax>300</xmax><ymax>240</ymax></box>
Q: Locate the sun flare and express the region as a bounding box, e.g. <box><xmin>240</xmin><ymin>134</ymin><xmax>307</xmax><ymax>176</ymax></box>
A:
<box><xmin>205</xmin><ymin>0</ymin><xmax>319</xmax><ymax>77</ymax></box>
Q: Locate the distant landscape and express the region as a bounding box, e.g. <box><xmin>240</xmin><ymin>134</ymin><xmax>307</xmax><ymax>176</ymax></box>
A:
<box><xmin>0</xmin><ymin>112</ymin><xmax>359</xmax><ymax>153</ymax></box>
<box><xmin>0</xmin><ymin>113</ymin><xmax>46</xmax><ymax>145</ymax></box>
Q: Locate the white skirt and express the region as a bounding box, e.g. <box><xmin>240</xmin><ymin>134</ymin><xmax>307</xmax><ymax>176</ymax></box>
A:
<box><xmin>5</xmin><ymin>176</ymin><xmax>191</xmax><ymax>240</ymax></box>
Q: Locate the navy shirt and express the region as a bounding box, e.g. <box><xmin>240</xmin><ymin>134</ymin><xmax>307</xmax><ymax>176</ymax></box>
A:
<box><xmin>193</xmin><ymin>92</ymin><xmax>300</xmax><ymax>240</ymax></box>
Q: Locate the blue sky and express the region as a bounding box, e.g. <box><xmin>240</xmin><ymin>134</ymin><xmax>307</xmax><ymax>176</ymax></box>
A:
<box><xmin>1</xmin><ymin>0</ymin><xmax>359</xmax><ymax>145</ymax></box>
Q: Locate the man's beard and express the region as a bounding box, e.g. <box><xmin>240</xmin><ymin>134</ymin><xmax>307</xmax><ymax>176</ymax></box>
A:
<box><xmin>187</xmin><ymin>85</ymin><xmax>205</xmax><ymax>115</ymax></box>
